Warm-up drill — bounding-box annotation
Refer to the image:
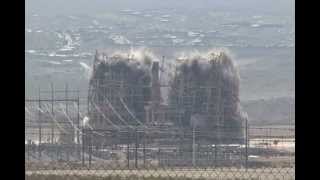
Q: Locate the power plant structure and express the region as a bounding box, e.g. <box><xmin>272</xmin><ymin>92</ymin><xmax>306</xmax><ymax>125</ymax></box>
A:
<box><xmin>24</xmin><ymin>50</ymin><xmax>294</xmax><ymax>170</ymax></box>
<box><xmin>87</xmin><ymin>50</ymin><xmax>245</xmax><ymax>146</ymax></box>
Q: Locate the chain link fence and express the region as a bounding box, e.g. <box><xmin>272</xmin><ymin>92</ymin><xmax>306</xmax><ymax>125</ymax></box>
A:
<box><xmin>25</xmin><ymin>88</ymin><xmax>294</xmax><ymax>179</ymax></box>
<box><xmin>25</xmin><ymin>126</ymin><xmax>294</xmax><ymax>179</ymax></box>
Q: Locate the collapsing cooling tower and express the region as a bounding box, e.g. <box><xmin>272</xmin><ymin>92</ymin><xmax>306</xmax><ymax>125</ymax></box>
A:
<box><xmin>88</xmin><ymin>50</ymin><xmax>155</xmax><ymax>130</ymax></box>
<box><xmin>169</xmin><ymin>50</ymin><xmax>245</xmax><ymax>143</ymax></box>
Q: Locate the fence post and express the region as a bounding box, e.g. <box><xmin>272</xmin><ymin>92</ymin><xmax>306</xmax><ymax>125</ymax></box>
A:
<box><xmin>51</xmin><ymin>83</ymin><xmax>54</xmax><ymax>145</ymax></box>
<box><xmin>67</xmin><ymin>145</ymin><xmax>70</xmax><ymax>162</ymax></box>
<box><xmin>38</xmin><ymin>87</ymin><xmax>42</xmax><ymax>160</ymax></box>
<box><xmin>82</xmin><ymin>128</ymin><xmax>85</xmax><ymax>167</ymax></box>
<box><xmin>192</xmin><ymin>125</ymin><xmax>196</xmax><ymax>167</ymax></box>
<box><xmin>245</xmin><ymin>119</ymin><xmax>248</xmax><ymax>171</ymax></box>
<box><xmin>127</xmin><ymin>129</ymin><xmax>130</xmax><ymax>169</ymax></box>
<box><xmin>135</xmin><ymin>128</ymin><xmax>138</xmax><ymax>169</ymax></box>
<box><xmin>214</xmin><ymin>143</ymin><xmax>217</xmax><ymax>167</ymax></box>
<box><xmin>143</xmin><ymin>130</ymin><xmax>146</xmax><ymax>168</ymax></box>
<box><xmin>158</xmin><ymin>148</ymin><xmax>161</xmax><ymax>167</ymax></box>
<box><xmin>211</xmin><ymin>145</ymin><xmax>214</xmax><ymax>167</ymax></box>
<box><xmin>89</xmin><ymin>130</ymin><xmax>92</xmax><ymax>169</ymax></box>
<box><xmin>57</xmin><ymin>143</ymin><xmax>59</xmax><ymax>161</ymax></box>
<box><xmin>77</xmin><ymin>90</ymin><xmax>81</xmax><ymax>160</ymax></box>
<box><xmin>27</xmin><ymin>142</ymin><xmax>30</xmax><ymax>162</ymax></box>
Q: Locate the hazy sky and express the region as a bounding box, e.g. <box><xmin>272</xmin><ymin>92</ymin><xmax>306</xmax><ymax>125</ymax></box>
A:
<box><xmin>26</xmin><ymin>0</ymin><xmax>294</xmax><ymax>16</ymax></box>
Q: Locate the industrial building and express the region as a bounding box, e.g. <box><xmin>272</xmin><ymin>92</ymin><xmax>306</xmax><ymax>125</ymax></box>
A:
<box><xmin>88</xmin><ymin>50</ymin><xmax>245</xmax><ymax>145</ymax></box>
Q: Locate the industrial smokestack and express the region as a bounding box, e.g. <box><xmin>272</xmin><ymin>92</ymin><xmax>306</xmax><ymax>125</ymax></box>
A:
<box><xmin>151</xmin><ymin>61</ymin><xmax>161</xmax><ymax>106</ymax></box>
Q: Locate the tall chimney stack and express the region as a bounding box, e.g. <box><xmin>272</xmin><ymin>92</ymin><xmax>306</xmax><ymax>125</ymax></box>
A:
<box><xmin>151</xmin><ymin>61</ymin><xmax>161</xmax><ymax>106</ymax></box>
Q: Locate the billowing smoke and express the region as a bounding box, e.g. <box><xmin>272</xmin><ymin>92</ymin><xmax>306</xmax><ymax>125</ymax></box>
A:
<box><xmin>88</xmin><ymin>48</ymin><xmax>246</xmax><ymax>143</ymax></box>
<box><xmin>93</xmin><ymin>48</ymin><xmax>157</xmax><ymax>68</ymax></box>
<box><xmin>88</xmin><ymin>48</ymin><xmax>156</xmax><ymax>129</ymax></box>
<box><xmin>169</xmin><ymin>49</ymin><xmax>245</xmax><ymax>143</ymax></box>
<box><xmin>83</xmin><ymin>116</ymin><xmax>90</xmax><ymax>127</ymax></box>
<box><xmin>79</xmin><ymin>62</ymin><xmax>92</xmax><ymax>79</ymax></box>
